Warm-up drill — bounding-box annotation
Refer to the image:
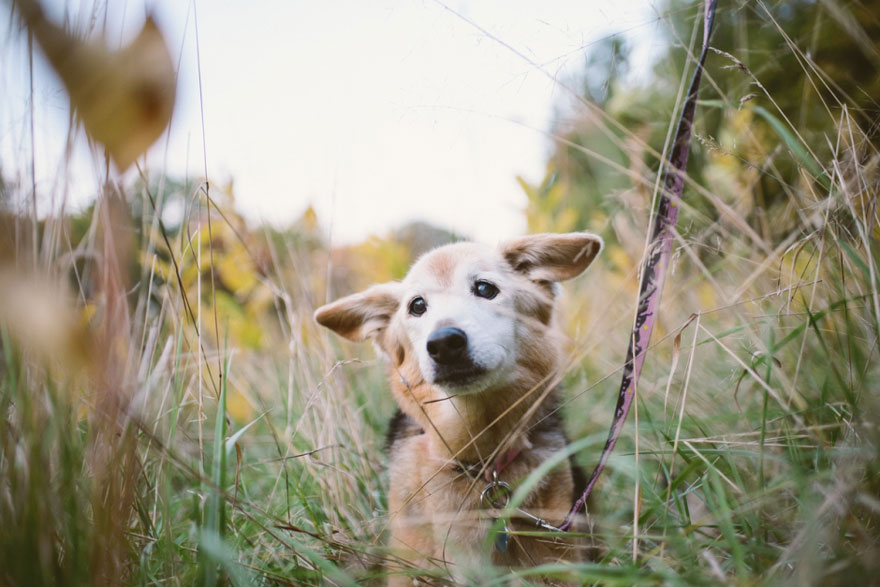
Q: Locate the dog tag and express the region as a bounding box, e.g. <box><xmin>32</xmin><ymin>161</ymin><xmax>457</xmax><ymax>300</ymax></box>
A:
<box><xmin>494</xmin><ymin>524</ymin><xmax>509</xmax><ymax>554</ymax></box>
<box><xmin>480</xmin><ymin>477</ymin><xmax>512</xmax><ymax>554</ymax></box>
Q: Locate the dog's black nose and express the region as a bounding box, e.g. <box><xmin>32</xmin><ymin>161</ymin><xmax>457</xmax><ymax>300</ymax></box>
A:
<box><xmin>427</xmin><ymin>327</ymin><xmax>468</xmax><ymax>365</ymax></box>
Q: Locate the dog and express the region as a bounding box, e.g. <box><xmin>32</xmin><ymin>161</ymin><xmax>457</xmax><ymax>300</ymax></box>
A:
<box><xmin>314</xmin><ymin>232</ymin><xmax>602</xmax><ymax>584</ymax></box>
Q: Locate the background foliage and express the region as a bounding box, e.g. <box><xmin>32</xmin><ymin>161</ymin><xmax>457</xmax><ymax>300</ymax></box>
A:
<box><xmin>1</xmin><ymin>0</ymin><xmax>879</xmax><ymax>584</ymax></box>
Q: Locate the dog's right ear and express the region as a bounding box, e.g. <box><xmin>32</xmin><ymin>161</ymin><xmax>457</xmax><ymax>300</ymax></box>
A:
<box><xmin>314</xmin><ymin>283</ymin><xmax>402</xmax><ymax>342</ymax></box>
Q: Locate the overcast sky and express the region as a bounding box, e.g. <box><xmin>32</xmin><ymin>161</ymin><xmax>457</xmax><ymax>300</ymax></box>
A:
<box><xmin>1</xmin><ymin>0</ymin><xmax>668</xmax><ymax>245</ymax></box>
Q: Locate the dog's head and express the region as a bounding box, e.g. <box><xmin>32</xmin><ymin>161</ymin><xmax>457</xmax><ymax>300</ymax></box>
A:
<box><xmin>315</xmin><ymin>232</ymin><xmax>602</xmax><ymax>398</ymax></box>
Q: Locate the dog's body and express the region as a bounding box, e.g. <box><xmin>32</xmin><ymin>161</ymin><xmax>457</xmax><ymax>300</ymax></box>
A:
<box><xmin>315</xmin><ymin>232</ymin><xmax>602</xmax><ymax>583</ymax></box>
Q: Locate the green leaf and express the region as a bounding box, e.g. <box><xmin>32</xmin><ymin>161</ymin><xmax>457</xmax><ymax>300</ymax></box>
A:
<box><xmin>753</xmin><ymin>105</ymin><xmax>830</xmax><ymax>188</ymax></box>
<box><xmin>225</xmin><ymin>411</ymin><xmax>268</xmax><ymax>456</ymax></box>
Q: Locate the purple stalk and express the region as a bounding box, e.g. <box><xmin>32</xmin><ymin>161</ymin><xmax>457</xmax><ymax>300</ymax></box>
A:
<box><xmin>561</xmin><ymin>0</ymin><xmax>718</xmax><ymax>532</ymax></box>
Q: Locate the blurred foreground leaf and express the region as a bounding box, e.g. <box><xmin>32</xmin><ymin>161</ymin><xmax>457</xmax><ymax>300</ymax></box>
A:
<box><xmin>16</xmin><ymin>0</ymin><xmax>176</xmax><ymax>170</ymax></box>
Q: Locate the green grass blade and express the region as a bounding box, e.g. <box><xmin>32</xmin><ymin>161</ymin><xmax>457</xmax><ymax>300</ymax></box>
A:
<box><xmin>753</xmin><ymin>105</ymin><xmax>829</xmax><ymax>188</ymax></box>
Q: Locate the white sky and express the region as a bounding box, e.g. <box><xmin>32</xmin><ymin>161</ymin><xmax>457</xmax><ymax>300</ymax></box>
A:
<box><xmin>0</xmin><ymin>0</ymin><xmax>667</xmax><ymax>245</ymax></box>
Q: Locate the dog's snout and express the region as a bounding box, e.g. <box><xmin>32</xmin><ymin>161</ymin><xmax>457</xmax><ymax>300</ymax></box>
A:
<box><xmin>427</xmin><ymin>327</ymin><xmax>468</xmax><ymax>365</ymax></box>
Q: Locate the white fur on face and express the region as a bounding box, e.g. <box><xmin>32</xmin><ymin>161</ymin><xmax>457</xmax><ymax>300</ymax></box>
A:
<box><xmin>397</xmin><ymin>243</ymin><xmax>521</xmax><ymax>394</ymax></box>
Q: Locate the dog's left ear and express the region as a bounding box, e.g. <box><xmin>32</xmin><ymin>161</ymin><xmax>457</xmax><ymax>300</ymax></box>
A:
<box><xmin>501</xmin><ymin>232</ymin><xmax>603</xmax><ymax>282</ymax></box>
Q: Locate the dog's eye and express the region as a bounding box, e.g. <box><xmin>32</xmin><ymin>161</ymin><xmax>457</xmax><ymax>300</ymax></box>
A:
<box><xmin>473</xmin><ymin>280</ymin><xmax>499</xmax><ymax>300</ymax></box>
<box><xmin>408</xmin><ymin>296</ymin><xmax>427</xmax><ymax>316</ymax></box>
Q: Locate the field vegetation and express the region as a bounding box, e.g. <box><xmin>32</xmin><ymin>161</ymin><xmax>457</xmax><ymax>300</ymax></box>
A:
<box><xmin>1</xmin><ymin>0</ymin><xmax>879</xmax><ymax>584</ymax></box>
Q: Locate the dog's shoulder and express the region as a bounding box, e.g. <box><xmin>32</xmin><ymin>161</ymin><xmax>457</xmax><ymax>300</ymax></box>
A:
<box><xmin>385</xmin><ymin>408</ymin><xmax>424</xmax><ymax>454</ymax></box>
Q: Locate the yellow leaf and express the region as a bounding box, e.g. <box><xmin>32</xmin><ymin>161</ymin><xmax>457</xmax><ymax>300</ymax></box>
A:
<box><xmin>217</xmin><ymin>246</ymin><xmax>258</xmax><ymax>298</ymax></box>
<box><xmin>227</xmin><ymin>389</ymin><xmax>254</xmax><ymax>424</ymax></box>
<box><xmin>697</xmin><ymin>281</ymin><xmax>717</xmax><ymax>311</ymax></box>
<box><xmin>18</xmin><ymin>0</ymin><xmax>176</xmax><ymax>170</ymax></box>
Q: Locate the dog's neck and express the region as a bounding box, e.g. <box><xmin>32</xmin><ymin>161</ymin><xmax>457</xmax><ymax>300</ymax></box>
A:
<box><xmin>393</xmin><ymin>376</ymin><xmax>557</xmax><ymax>463</ymax></box>
<box><xmin>440</xmin><ymin>391</ymin><xmax>536</xmax><ymax>459</ymax></box>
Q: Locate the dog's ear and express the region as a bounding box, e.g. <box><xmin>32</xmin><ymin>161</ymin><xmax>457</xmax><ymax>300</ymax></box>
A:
<box><xmin>501</xmin><ymin>232</ymin><xmax>603</xmax><ymax>282</ymax></box>
<box><xmin>314</xmin><ymin>283</ymin><xmax>402</xmax><ymax>342</ymax></box>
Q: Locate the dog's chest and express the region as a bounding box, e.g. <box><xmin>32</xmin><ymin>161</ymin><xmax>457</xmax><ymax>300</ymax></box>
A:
<box><xmin>390</xmin><ymin>433</ymin><xmax>544</xmax><ymax>518</ymax></box>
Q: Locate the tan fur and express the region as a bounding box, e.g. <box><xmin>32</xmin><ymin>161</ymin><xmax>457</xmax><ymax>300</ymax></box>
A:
<box><xmin>315</xmin><ymin>232</ymin><xmax>602</xmax><ymax>584</ymax></box>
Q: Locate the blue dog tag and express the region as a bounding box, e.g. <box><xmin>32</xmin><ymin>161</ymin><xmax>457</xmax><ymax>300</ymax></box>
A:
<box><xmin>481</xmin><ymin>478</ymin><xmax>512</xmax><ymax>555</ymax></box>
<box><xmin>495</xmin><ymin>527</ymin><xmax>509</xmax><ymax>554</ymax></box>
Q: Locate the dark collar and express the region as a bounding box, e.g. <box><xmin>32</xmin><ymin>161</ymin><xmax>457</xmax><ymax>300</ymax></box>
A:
<box><xmin>451</xmin><ymin>447</ymin><xmax>522</xmax><ymax>482</ymax></box>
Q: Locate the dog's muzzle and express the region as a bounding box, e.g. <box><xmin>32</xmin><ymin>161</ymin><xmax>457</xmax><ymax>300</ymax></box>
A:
<box><xmin>426</xmin><ymin>327</ymin><xmax>485</xmax><ymax>386</ymax></box>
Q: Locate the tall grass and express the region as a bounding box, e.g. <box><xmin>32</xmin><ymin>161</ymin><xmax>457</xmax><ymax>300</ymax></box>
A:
<box><xmin>1</xmin><ymin>1</ymin><xmax>879</xmax><ymax>585</ymax></box>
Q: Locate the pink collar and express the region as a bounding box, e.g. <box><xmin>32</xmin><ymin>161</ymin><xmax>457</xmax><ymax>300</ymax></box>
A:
<box><xmin>488</xmin><ymin>448</ymin><xmax>522</xmax><ymax>481</ymax></box>
<box><xmin>453</xmin><ymin>448</ymin><xmax>522</xmax><ymax>482</ymax></box>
